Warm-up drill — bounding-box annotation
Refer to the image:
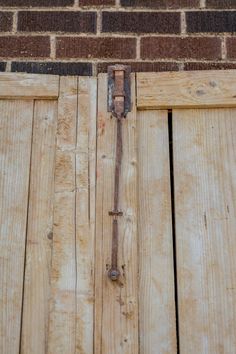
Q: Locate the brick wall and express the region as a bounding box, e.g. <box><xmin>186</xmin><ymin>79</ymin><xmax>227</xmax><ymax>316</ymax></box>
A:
<box><xmin>0</xmin><ymin>0</ymin><xmax>236</xmax><ymax>75</ymax></box>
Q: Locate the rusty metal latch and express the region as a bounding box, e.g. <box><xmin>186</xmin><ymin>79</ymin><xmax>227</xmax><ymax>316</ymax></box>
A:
<box><xmin>107</xmin><ymin>65</ymin><xmax>131</xmax><ymax>281</ymax></box>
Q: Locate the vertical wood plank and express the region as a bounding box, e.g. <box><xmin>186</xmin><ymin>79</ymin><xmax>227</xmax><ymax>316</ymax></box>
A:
<box><xmin>48</xmin><ymin>77</ymin><xmax>78</xmax><ymax>354</ymax></box>
<box><xmin>0</xmin><ymin>100</ymin><xmax>34</xmax><ymax>354</ymax></box>
<box><xmin>20</xmin><ymin>100</ymin><xmax>58</xmax><ymax>354</ymax></box>
<box><xmin>48</xmin><ymin>76</ymin><xmax>97</xmax><ymax>354</ymax></box>
<box><xmin>173</xmin><ymin>108</ymin><xmax>236</xmax><ymax>354</ymax></box>
<box><xmin>137</xmin><ymin>111</ymin><xmax>177</xmax><ymax>354</ymax></box>
<box><xmin>75</xmin><ymin>77</ymin><xmax>97</xmax><ymax>354</ymax></box>
<box><xmin>95</xmin><ymin>74</ymin><xmax>139</xmax><ymax>354</ymax></box>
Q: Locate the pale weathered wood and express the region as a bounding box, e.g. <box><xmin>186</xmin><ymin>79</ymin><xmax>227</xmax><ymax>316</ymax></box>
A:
<box><xmin>0</xmin><ymin>100</ymin><xmax>34</xmax><ymax>353</ymax></box>
<box><xmin>137</xmin><ymin>110</ymin><xmax>177</xmax><ymax>354</ymax></box>
<box><xmin>0</xmin><ymin>73</ymin><xmax>59</xmax><ymax>99</ymax></box>
<box><xmin>95</xmin><ymin>74</ymin><xmax>139</xmax><ymax>354</ymax></box>
<box><xmin>56</xmin><ymin>76</ymin><xmax>77</xmax><ymax>149</ymax></box>
<box><xmin>137</xmin><ymin>70</ymin><xmax>236</xmax><ymax>109</ymax></box>
<box><xmin>75</xmin><ymin>77</ymin><xmax>97</xmax><ymax>354</ymax></box>
<box><xmin>48</xmin><ymin>77</ymin><xmax>78</xmax><ymax>354</ymax></box>
<box><xmin>20</xmin><ymin>100</ymin><xmax>57</xmax><ymax>354</ymax></box>
<box><xmin>48</xmin><ymin>76</ymin><xmax>97</xmax><ymax>354</ymax></box>
<box><xmin>173</xmin><ymin>108</ymin><xmax>236</xmax><ymax>354</ymax></box>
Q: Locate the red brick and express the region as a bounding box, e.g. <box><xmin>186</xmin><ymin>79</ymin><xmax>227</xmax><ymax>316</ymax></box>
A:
<box><xmin>80</xmin><ymin>0</ymin><xmax>114</xmax><ymax>5</ymax></box>
<box><xmin>18</xmin><ymin>12</ymin><xmax>96</xmax><ymax>33</ymax></box>
<box><xmin>0</xmin><ymin>36</ymin><xmax>50</xmax><ymax>58</ymax></box>
<box><xmin>120</xmin><ymin>0</ymin><xmax>199</xmax><ymax>8</ymax></box>
<box><xmin>184</xmin><ymin>62</ymin><xmax>236</xmax><ymax>70</ymax></box>
<box><xmin>186</xmin><ymin>11</ymin><xmax>236</xmax><ymax>33</ymax></box>
<box><xmin>226</xmin><ymin>38</ymin><xmax>236</xmax><ymax>59</ymax></box>
<box><xmin>206</xmin><ymin>0</ymin><xmax>236</xmax><ymax>8</ymax></box>
<box><xmin>102</xmin><ymin>11</ymin><xmax>180</xmax><ymax>33</ymax></box>
<box><xmin>11</xmin><ymin>62</ymin><xmax>92</xmax><ymax>75</ymax></box>
<box><xmin>97</xmin><ymin>61</ymin><xmax>180</xmax><ymax>72</ymax></box>
<box><xmin>0</xmin><ymin>62</ymin><xmax>6</xmax><ymax>71</ymax></box>
<box><xmin>0</xmin><ymin>0</ymin><xmax>73</xmax><ymax>6</ymax></box>
<box><xmin>56</xmin><ymin>37</ymin><xmax>136</xmax><ymax>59</ymax></box>
<box><xmin>141</xmin><ymin>37</ymin><xmax>221</xmax><ymax>60</ymax></box>
<box><xmin>0</xmin><ymin>12</ymin><xmax>12</xmax><ymax>31</ymax></box>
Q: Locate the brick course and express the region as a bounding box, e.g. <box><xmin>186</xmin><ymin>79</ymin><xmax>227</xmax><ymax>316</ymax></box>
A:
<box><xmin>0</xmin><ymin>62</ymin><xmax>6</xmax><ymax>71</ymax></box>
<box><xmin>102</xmin><ymin>12</ymin><xmax>181</xmax><ymax>33</ymax></box>
<box><xmin>0</xmin><ymin>0</ymin><xmax>74</xmax><ymax>6</ymax></box>
<box><xmin>206</xmin><ymin>0</ymin><xmax>236</xmax><ymax>8</ymax></box>
<box><xmin>0</xmin><ymin>36</ymin><xmax>50</xmax><ymax>58</ymax></box>
<box><xmin>0</xmin><ymin>0</ymin><xmax>235</xmax><ymax>75</ymax></box>
<box><xmin>0</xmin><ymin>12</ymin><xmax>12</xmax><ymax>31</ymax></box>
<box><xmin>18</xmin><ymin>11</ymin><xmax>97</xmax><ymax>33</ymax></box>
<box><xmin>56</xmin><ymin>37</ymin><xmax>136</xmax><ymax>59</ymax></box>
<box><xmin>12</xmin><ymin>62</ymin><xmax>92</xmax><ymax>75</ymax></box>
<box><xmin>187</xmin><ymin>11</ymin><xmax>236</xmax><ymax>33</ymax></box>
<box><xmin>80</xmin><ymin>0</ymin><xmax>114</xmax><ymax>5</ymax></box>
<box><xmin>226</xmin><ymin>37</ymin><xmax>236</xmax><ymax>59</ymax></box>
<box><xmin>120</xmin><ymin>0</ymin><xmax>199</xmax><ymax>8</ymax></box>
<box><xmin>141</xmin><ymin>37</ymin><xmax>222</xmax><ymax>60</ymax></box>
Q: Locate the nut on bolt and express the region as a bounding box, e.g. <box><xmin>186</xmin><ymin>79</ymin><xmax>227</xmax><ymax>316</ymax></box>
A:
<box><xmin>108</xmin><ymin>268</ymin><xmax>120</xmax><ymax>281</ymax></box>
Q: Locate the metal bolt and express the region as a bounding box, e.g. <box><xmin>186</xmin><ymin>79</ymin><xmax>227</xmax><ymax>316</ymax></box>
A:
<box><xmin>108</xmin><ymin>268</ymin><xmax>120</xmax><ymax>281</ymax></box>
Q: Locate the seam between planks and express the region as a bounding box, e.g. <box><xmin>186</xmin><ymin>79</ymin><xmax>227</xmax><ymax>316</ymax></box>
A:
<box><xmin>19</xmin><ymin>99</ymin><xmax>35</xmax><ymax>354</ymax></box>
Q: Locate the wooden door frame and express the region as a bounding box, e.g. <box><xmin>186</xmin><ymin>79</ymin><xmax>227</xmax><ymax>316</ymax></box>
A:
<box><xmin>0</xmin><ymin>73</ymin><xmax>59</xmax><ymax>99</ymax></box>
<box><xmin>137</xmin><ymin>70</ymin><xmax>236</xmax><ymax>109</ymax></box>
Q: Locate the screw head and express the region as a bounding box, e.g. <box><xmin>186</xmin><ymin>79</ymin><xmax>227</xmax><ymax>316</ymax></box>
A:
<box><xmin>108</xmin><ymin>268</ymin><xmax>120</xmax><ymax>281</ymax></box>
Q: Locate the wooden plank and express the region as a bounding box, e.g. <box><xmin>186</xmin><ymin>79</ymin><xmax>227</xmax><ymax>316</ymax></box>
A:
<box><xmin>95</xmin><ymin>74</ymin><xmax>139</xmax><ymax>354</ymax></box>
<box><xmin>0</xmin><ymin>73</ymin><xmax>59</xmax><ymax>99</ymax></box>
<box><xmin>173</xmin><ymin>108</ymin><xmax>236</xmax><ymax>354</ymax></box>
<box><xmin>20</xmin><ymin>100</ymin><xmax>57</xmax><ymax>354</ymax></box>
<box><xmin>75</xmin><ymin>77</ymin><xmax>97</xmax><ymax>354</ymax></box>
<box><xmin>137</xmin><ymin>110</ymin><xmax>177</xmax><ymax>354</ymax></box>
<box><xmin>0</xmin><ymin>100</ymin><xmax>34</xmax><ymax>353</ymax></box>
<box><xmin>137</xmin><ymin>70</ymin><xmax>236</xmax><ymax>109</ymax></box>
<box><xmin>56</xmin><ymin>76</ymin><xmax>77</xmax><ymax>149</ymax></box>
<box><xmin>48</xmin><ymin>77</ymin><xmax>77</xmax><ymax>354</ymax></box>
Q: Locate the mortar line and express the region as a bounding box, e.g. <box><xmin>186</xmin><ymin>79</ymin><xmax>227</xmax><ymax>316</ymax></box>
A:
<box><xmin>181</xmin><ymin>11</ymin><xmax>186</xmax><ymax>35</ymax></box>
<box><xmin>12</xmin><ymin>11</ymin><xmax>18</xmax><ymax>33</ymax></box>
<box><xmin>50</xmin><ymin>35</ymin><xmax>56</xmax><ymax>59</ymax></box>
<box><xmin>5</xmin><ymin>61</ymin><xmax>11</xmax><ymax>72</ymax></box>
<box><xmin>221</xmin><ymin>37</ymin><xmax>227</xmax><ymax>60</ymax></box>
<box><xmin>200</xmin><ymin>0</ymin><xmax>206</xmax><ymax>8</ymax></box>
<box><xmin>136</xmin><ymin>37</ymin><xmax>141</xmax><ymax>60</ymax></box>
<box><xmin>97</xmin><ymin>10</ymin><xmax>102</xmax><ymax>35</ymax></box>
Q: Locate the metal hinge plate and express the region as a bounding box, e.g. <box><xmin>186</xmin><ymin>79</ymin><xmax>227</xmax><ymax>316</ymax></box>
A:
<box><xmin>107</xmin><ymin>65</ymin><xmax>131</xmax><ymax>118</ymax></box>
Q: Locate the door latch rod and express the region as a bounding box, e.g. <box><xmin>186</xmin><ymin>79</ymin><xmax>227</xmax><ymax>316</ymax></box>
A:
<box><xmin>107</xmin><ymin>65</ymin><xmax>131</xmax><ymax>281</ymax></box>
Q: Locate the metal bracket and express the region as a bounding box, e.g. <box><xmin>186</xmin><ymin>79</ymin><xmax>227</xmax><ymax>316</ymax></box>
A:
<box><xmin>108</xmin><ymin>65</ymin><xmax>131</xmax><ymax>119</ymax></box>
<box><xmin>106</xmin><ymin>65</ymin><xmax>131</xmax><ymax>281</ymax></box>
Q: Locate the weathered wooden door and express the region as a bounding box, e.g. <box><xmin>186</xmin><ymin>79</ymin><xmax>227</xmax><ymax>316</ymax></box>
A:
<box><xmin>0</xmin><ymin>70</ymin><xmax>235</xmax><ymax>354</ymax></box>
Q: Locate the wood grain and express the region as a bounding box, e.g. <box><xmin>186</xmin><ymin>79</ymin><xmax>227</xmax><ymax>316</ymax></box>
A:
<box><xmin>0</xmin><ymin>73</ymin><xmax>59</xmax><ymax>99</ymax></box>
<box><xmin>0</xmin><ymin>100</ymin><xmax>34</xmax><ymax>353</ymax></box>
<box><xmin>137</xmin><ymin>70</ymin><xmax>236</xmax><ymax>109</ymax></box>
<box><xmin>95</xmin><ymin>74</ymin><xmax>139</xmax><ymax>354</ymax></box>
<box><xmin>137</xmin><ymin>110</ymin><xmax>177</xmax><ymax>354</ymax></box>
<box><xmin>47</xmin><ymin>76</ymin><xmax>97</xmax><ymax>354</ymax></box>
<box><xmin>48</xmin><ymin>77</ymin><xmax>78</xmax><ymax>354</ymax></box>
<box><xmin>173</xmin><ymin>108</ymin><xmax>236</xmax><ymax>354</ymax></box>
<box><xmin>75</xmin><ymin>77</ymin><xmax>97</xmax><ymax>354</ymax></box>
<box><xmin>20</xmin><ymin>100</ymin><xmax>57</xmax><ymax>354</ymax></box>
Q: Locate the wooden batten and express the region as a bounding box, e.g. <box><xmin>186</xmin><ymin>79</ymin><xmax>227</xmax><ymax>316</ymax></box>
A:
<box><xmin>0</xmin><ymin>73</ymin><xmax>59</xmax><ymax>99</ymax></box>
<box><xmin>137</xmin><ymin>70</ymin><xmax>236</xmax><ymax>109</ymax></box>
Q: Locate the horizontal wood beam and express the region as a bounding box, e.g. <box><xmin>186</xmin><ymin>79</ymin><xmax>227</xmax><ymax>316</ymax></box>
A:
<box><xmin>0</xmin><ymin>73</ymin><xmax>59</xmax><ymax>99</ymax></box>
<box><xmin>137</xmin><ymin>70</ymin><xmax>236</xmax><ymax>109</ymax></box>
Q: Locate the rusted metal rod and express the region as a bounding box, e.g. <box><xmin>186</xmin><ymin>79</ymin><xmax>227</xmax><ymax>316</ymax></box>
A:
<box><xmin>108</xmin><ymin>67</ymin><xmax>127</xmax><ymax>281</ymax></box>
<box><xmin>108</xmin><ymin>117</ymin><xmax>123</xmax><ymax>280</ymax></box>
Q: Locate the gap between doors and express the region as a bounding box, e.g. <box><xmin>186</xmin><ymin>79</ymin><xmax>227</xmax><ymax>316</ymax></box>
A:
<box><xmin>168</xmin><ymin>109</ymin><xmax>180</xmax><ymax>354</ymax></box>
